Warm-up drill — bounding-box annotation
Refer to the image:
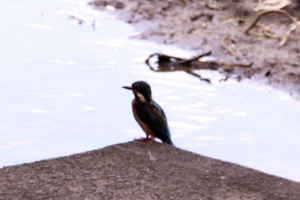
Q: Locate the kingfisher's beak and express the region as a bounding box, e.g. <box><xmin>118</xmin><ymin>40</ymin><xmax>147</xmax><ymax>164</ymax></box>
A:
<box><xmin>122</xmin><ymin>86</ymin><xmax>132</xmax><ymax>90</ymax></box>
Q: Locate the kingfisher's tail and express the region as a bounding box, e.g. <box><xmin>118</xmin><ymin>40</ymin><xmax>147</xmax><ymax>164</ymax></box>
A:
<box><xmin>164</xmin><ymin>138</ymin><xmax>174</xmax><ymax>146</ymax></box>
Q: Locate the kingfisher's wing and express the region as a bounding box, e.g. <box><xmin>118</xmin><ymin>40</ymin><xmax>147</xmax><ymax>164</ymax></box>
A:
<box><xmin>136</xmin><ymin>101</ymin><xmax>171</xmax><ymax>141</ymax></box>
<box><xmin>150</xmin><ymin>101</ymin><xmax>168</xmax><ymax>121</ymax></box>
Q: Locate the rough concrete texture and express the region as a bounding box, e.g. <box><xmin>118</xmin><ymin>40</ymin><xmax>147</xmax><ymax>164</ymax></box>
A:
<box><xmin>0</xmin><ymin>141</ymin><xmax>300</xmax><ymax>199</ymax></box>
<box><xmin>89</xmin><ymin>0</ymin><xmax>300</xmax><ymax>99</ymax></box>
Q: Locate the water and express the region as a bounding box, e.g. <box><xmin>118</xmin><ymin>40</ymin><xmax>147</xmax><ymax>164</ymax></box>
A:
<box><xmin>1</xmin><ymin>0</ymin><xmax>300</xmax><ymax>182</ymax></box>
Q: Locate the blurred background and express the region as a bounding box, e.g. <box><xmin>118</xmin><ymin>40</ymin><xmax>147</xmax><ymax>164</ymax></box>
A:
<box><xmin>1</xmin><ymin>0</ymin><xmax>300</xmax><ymax>182</ymax></box>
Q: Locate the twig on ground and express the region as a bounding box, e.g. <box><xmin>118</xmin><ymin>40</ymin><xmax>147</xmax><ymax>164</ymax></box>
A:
<box><xmin>233</xmin><ymin>16</ymin><xmax>274</xmax><ymax>38</ymax></box>
<box><xmin>176</xmin><ymin>51</ymin><xmax>211</xmax><ymax>64</ymax></box>
<box><xmin>233</xmin><ymin>16</ymin><xmax>263</xmax><ymax>27</ymax></box>
<box><xmin>279</xmin><ymin>21</ymin><xmax>299</xmax><ymax>47</ymax></box>
<box><xmin>214</xmin><ymin>61</ymin><xmax>253</xmax><ymax>68</ymax></box>
<box><xmin>262</xmin><ymin>23</ymin><xmax>279</xmax><ymax>39</ymax></box>
<box><xmin>244</xmin><ymin>10</ymin><xmax>300</xmax><ymax>34</ymax></box>
<box><xmin>233</xmin><ymin>15</ymin><xmax>275</xmax><ymax>38</ymax></box>
<box><xmin>221</xmin><ymin>34</ymin><xmax>236</xmax><ymax>56</ymax></box>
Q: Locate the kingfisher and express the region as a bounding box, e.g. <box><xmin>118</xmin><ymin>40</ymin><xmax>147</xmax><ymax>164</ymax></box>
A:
<box><xmin>122</xmin><ymin>81</ymin><xmax>173</xmax><ymax>145</ymax></box>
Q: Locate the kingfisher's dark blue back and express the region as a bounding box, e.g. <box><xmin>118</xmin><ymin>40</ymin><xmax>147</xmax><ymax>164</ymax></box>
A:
<box><xmin>135</xmin><ymin>100</ymin><xmax>173</xmax><ymax>145</ymax></box>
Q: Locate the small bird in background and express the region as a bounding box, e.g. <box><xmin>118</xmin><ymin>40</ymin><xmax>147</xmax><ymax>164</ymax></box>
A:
<box><xmin>122</xmin><ymin>81</ymin><xmax>173</xmax><ymax>145</ymax></box>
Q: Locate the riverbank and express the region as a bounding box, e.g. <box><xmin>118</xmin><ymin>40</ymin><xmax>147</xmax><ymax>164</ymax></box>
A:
<box><xmin>89</xmin><ymin>0</ymin><xmax>300</xmax><ymax>99</ymax></box>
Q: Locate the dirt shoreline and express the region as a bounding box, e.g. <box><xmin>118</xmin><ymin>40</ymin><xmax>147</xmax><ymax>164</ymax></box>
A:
<box><xmin>1</xmin><ymin>141</ymin><xmax>300</xmax><ymax>199</ymax></box>
<box><xmin>89</xmin><ymin>0</ymin><xmax>300</xmax><ymax>99</ymax></box>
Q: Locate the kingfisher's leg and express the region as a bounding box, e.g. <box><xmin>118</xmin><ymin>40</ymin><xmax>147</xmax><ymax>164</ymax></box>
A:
<box><xmin>135</xmin><ymin>134</ymin><xmax>154</xmax><ymax>142</ymax></box>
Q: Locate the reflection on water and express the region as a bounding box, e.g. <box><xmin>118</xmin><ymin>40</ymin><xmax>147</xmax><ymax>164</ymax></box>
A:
<box><xmin>144</xmin><ymin>51</ymin><xmax>253</xmax><ymax>84</ymax></box>
<box><xmin>1</xmin><ymin>0</ymin><xmax>300</xmax><ymax>182</ymax></box>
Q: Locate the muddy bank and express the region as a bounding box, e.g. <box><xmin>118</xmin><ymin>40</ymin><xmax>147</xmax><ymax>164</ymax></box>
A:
<box><xmin>0</xmin><ymin>141</ymin><xmax>300</xmax><ymax>199</ymax></box>
<box><xmin>89</xmin><ymin>0</ymin><xmax>300</xmax><ymax>99</ymax></box>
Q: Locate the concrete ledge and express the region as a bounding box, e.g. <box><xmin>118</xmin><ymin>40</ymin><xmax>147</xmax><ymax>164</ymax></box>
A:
<box><xmin>0</xmin><ymin>141</ymin><xmax>299</xmax><ymax>199</ymax></box>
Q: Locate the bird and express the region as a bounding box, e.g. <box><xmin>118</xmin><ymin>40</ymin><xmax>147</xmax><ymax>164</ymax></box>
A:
<box><xmin>122</xmin><ymin>81</ymin><xmax>173</xmax><ymax>145</ymax></box>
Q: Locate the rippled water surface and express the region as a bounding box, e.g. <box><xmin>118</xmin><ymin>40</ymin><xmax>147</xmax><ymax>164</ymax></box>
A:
<box><xmin>1</xmin><ymin>0</ymin><xmax>300</xmax><ymax>182</ymax></box>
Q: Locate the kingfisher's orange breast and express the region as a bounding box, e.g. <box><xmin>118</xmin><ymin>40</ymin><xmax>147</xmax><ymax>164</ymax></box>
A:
<box><xmin>131</xmin><ymin>98</ymin><xmax>156</xmax><ymax>139</ymax></box>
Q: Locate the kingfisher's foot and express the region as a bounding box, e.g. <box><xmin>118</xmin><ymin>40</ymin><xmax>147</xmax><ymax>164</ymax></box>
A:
<box><xmin>135</xmin><ymin>137</ymin><xmax>154</xmax><ymax>142</ymax></box>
